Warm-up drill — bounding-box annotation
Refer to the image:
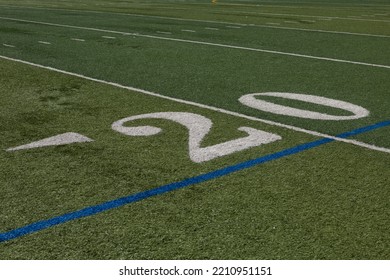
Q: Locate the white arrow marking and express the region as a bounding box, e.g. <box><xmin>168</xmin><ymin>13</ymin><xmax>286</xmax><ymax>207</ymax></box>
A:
<box><xmin>6</xmin><ymin>132</ymin><xmax>93</xmax><ymax>151</ymax></box>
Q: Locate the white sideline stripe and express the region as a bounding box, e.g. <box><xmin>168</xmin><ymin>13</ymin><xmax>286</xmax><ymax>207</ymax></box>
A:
<box><xmin>1</xmin><ymin>55</ymin><xmax>389</xmax><ymax>154</ymax></box>
<box><xmin>2</xmin><ymin>43</ymin><xmax>15</xmax><ymax>48</ymax></box>
<box><xmin>1</xmin><ymin>16</ymin><xmax>389</xmax><ymax>70</ymax></box>
<box><xmin>102</xmin><ymin>35</ymin><xmax>116</xmax><ymax>39</ymax></box>
<box><xmin>1</xmin><ymin>5</ymin><xmax>389</xmax><ymax>38</ymax></box>
<box><xmin>71</xmin><ymin>38</ymin><xmax>85</xmax><ymax>42</ymax></box>
<box><xmin>38</xmin><ymin>41</ymin><xmax>51</xmax><ymax>45</ymax></box>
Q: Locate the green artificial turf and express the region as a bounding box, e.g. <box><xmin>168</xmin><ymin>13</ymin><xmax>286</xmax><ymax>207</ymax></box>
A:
<box><xmin>0</xmin><ymin>0</ymin><xmax>389</xmax><ymax>259</ymax></box>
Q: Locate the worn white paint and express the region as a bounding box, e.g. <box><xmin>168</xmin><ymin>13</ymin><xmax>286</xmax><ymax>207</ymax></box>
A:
<box><xmin>239</xmin><ymin>92</ymin><xmax>369</xmax><ymax>120</ymax></box>
<box><xmin>181</xmin><ymin>29</ymin><xmax>196</xmax><ymax>33</ymax></box>
<box><xmin>71</xmin><ymin>38</ymin><xmax>85</xmax><ymax>42</ymax></box>
<box><xmin>112</xmin><ymin>112</ymin><xmax>281</xmax><ymax>162</ymax></box>
<box><xmin>38</xmin><ymin>41</ymin><xmax>51</xmax><ymax>45</ymax></box>
<box><xmin>7</xmin><ymin>132</ymin><xmax>93</xmax><ymax>151</ymax></box>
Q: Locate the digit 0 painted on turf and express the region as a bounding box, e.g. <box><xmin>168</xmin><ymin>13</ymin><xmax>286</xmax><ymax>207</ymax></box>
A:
<box><xmin>239</xmin><ymin>92</ymin><xmax>370</xmax><ymax>120</ymax></box>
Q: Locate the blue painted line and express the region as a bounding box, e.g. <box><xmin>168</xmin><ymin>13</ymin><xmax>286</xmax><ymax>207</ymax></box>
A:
<box><xmin>1</xmin><ymin>120</ymin><xmax>389</xmax><ymax>242</ymax></box>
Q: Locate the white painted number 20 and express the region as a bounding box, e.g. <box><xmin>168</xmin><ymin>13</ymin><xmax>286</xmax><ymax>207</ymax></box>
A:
<box><xmin>112</xmin><ymin>112</ymin><xmax>282</xmax><ymax>163</ymax></box>
<box><xmin>7</xmin><ymin>92</ymin><xmax>370</xmax><ymax>163</ymax></box>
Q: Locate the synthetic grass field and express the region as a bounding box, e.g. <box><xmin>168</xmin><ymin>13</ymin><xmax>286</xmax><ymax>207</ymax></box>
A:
<box><xmin>0</xmin><ymin>0</ymin><xmax>389</xmax><ymax>259</ymax></box>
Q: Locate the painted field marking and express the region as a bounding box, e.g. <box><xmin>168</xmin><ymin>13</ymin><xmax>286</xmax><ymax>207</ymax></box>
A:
<box><xmin>1</xmin><ymin>16</ymin><xmax>389</xmax><ymax>69</ymax></box>
<box><xmin>239</xmin><ymin>92</ymin><xmax>369</xmax><ymax>120</ymax></box>
<box><xmin>1</xmin><ymin>55</ymin><xmax>389</xmax><ymax>155</ymax></box>
<box><xmin>205</xmin><ymin>27</ymin><xmax>219</xmax><ymax>30</ymax></box>
<box><xmin>7</xmin><ymin>133</ymin><xmax>93</xmax><ymax>151</ymax></box>
<box><xmin>266</xmin><ymin>22</ymin><xmax>280</xmax><ymax>25</ymax></box>
<box><xmin>38</xmin><ymin>41</ymin><xmax>51</xmax><ymax>45</ymax></box>
<box><xmin>112</xmin><ymin>112</ymin><xmax>281</xmax><ymax>163</ymax></box>
<box><xmin>0</xmin><ymin>5</ymin><xmax>246</xmax><ymax>27</ymax></box>
<box><xmin>213</xmin><ymin>2</ymin><xmax>390</xmax><ymax>9</ymax></box>
<box><xmin>1</xmin><ymin>120</ymin><xmax>389</xmax><ymax>242</ymax></box>
<box><xmin>226</xmin><ymin>26</ymin><xmax>241</xmax><ymax>29</ymax></box>
<box><xmin>156</xmin><ymin>31</ymin><xmax>172</xmax><ymax>35</ymax></box>
<box><xmin>1</xmin><ymin>5</ymin><xmax>389</xmax><ymax>38</ymax></box>
<box><xmin>2</xmin><ymin>43</ymin><xmax>15</xmax><ymax>48</ymax></box>
<box><xmin>219</xmin><ymin>10</ymin><xmax>390</xmax><ymax>23</ymax></box>
<box><xmin>218</xmin><ymin>2</ymin><xmax>390</xmax><ymax>8</ymax></box>
<box><xmin>102</xmin><ymin>35</ymin><xmax>116</xmax><ymax>39</ymax></box>
<box><xmin>249</xmin><ymin>23</ymin><xmax>390</xmax><ymax>38</ymax></box>
<box><xmin>71</xmin><ymin>38</ymin><xmax>85</xmax><ymax>42</ymax></box>
<box><xmin>181</xmin><ymin>29</ymin><xmax>196</xmax><ymax>33</ymax></box>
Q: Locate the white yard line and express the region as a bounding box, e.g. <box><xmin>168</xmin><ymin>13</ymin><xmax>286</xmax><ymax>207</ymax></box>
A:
<box><xmin>1</xmin><ymin>54</ymin><xmax>389</xmax><ymax>154</ymax></box>
<box><xmin>156</xmin><ymin>31</ymin><xmax>172</xmax><ymax>35</ymax></box>
<box><xmin>71</xmin><ymin>38</ymin><xmax>85</xmax><ymax>42</ymax></box>
<box><xmin>250</xmin><ymin>23</ymin><xmax>390</xmax><ymax>38</ymax></box>
<box><xmin>1</xmin><ymin>16</ymin><xmax>389</xmax><ymax>70</ymax></box>
<box><xmin>0</xmin><ymin>4</ymin><xmax>246</xmax><ymax>27</ymax></box>
<box><xmin>188</xmin><ymin>1</ymin><xmax>390</xmax><ymax>8</ymax></box>
<box><xmin>181</xmin><ymin>29</ymin><xmax>196</xmax><ymax>33</ymax></box>
<box><xmin>222</xmin><ymin>10</ymin><xmax>390</xmax><ymax>23</ymax></box>
<box><xmin>1</xmin><ymin>5</ymin><xmax>389</xmax><ymax>38</ymax></box>
<box><xmin>205</xmin><ymin>27</ymin><xmax>219</xmax><ymax>30</ymax></box>
<box><xmin>226</xmin><ymin>26</ymin><xmax>241</xmax><ymax>29</ymax></box>
<box><xmin>38</xmin><ymin>41</ymin><xmax>51</xmax><ymax>45</ymax></box>
<box><xmin>2</xmin><ymin>43</ymin><xmax>15</xmax><ymax>48</ymax></box>
<box><xmin>102</xmin><ymin>35</ymin><xmax>116</xmax><ymax>39</ymax></box>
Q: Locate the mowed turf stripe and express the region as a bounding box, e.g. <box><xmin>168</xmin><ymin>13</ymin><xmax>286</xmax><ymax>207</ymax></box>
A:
<box><xmin>1</xmin><ymin>16</ymin><xmax>390</xmax><ymax>70</ymax></box>
<box><xmin>1</xmin><ymin>120</ymin><xmax>389</xmax><ymax>242</ymax></box>
<box><xmin>1</xmin><ymin>55</ymin><xmax>389</xmax><ymax>154</ymax></box>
